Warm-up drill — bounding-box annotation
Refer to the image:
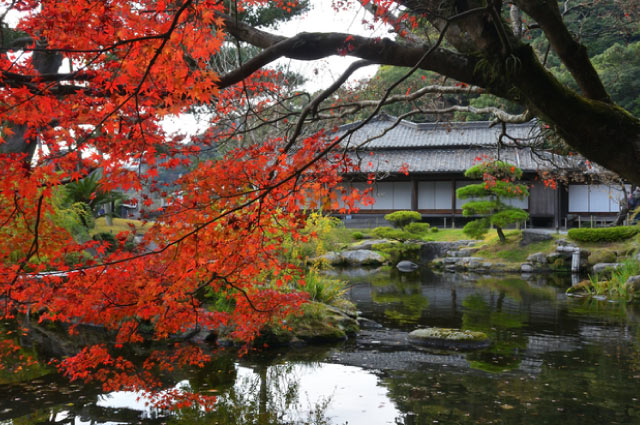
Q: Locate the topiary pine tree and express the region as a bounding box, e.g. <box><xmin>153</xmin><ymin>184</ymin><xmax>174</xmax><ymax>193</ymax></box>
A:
<box><xmin>457</xmin><ymin>160</ymin><xmax>529</xmax><ymax>243</ymax></box>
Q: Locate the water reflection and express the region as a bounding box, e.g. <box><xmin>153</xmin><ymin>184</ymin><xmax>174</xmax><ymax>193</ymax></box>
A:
<box><xmin>3</xmin><ymin>271</ymin><xmax>640</xmax><ymax>425</ymax></box>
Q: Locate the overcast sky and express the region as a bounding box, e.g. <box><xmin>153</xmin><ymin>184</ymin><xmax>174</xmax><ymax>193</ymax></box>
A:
<box><xmin>273</xmin><ymin>0</ymin><xmax>388</xmax><ymax>92</ymax></box>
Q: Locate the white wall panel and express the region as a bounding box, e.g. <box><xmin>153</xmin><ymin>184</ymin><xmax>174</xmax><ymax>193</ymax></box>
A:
<box><xmin>589</xmin><ymin>185</ymin><xmax>611</xmax><ymax>213</ymax></box>
<box><xmin>393</xmin><ymin>182</ymin><xmax>412</xmax><ymax>209</ymax></box>
<box><xmin>417</xmin><ymin>181</ymin><xmax>436</xmax><ymax>210</ymax></box>
<box><xmin>568</xmin><ymin>185</ymin><xmax>589</xmax><ymax>212</ymax></box>
<box><xmin>371</xmin><ymin>182</ymin><xmax>394</xmax><ymax>209</ymax></box>
<box><xmin>435</xmin><ymin>181</ymin><xmax>453</xmax><ymax>209</ymax></box>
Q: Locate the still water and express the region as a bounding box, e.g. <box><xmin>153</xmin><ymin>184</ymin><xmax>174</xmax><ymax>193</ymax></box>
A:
<box><xmin>3</xmin><ymin>270</ymin><xmax>640</xmax><ymax>424</ymax></box>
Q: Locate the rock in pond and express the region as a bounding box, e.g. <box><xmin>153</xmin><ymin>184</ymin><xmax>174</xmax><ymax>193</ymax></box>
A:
<box><xmin>408</xmin><ymin>327</ymin><xmax>490</xmax><ymax>350</ymax></box>
<box><xmin>341</xmin><ymin>249</ymin><xmax>385</xmax><ymax>266</ymax></box>
<box><xmin>396</xmin><ymin>260</ymin><xmax>419</xmax><ymax>272</ymax></box>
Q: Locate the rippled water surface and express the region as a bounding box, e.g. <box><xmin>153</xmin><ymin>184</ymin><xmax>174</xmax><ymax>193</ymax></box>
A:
<box><xmin>3</xmin><ymin>270</ymin><xmax>640</xmax><ymax>424</ymax></box>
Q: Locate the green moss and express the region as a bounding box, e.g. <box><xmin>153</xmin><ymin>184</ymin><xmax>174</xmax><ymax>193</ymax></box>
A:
<box><xmin>588</xmin><ymin>248</ymin><xmax>618</xmax><ymax>265</ymax></box>
<box><xmin>262</xmin><ymin>302</ymin><xmax>359</xmax><ymax>345</ymax></box>
<box><xmin>409</xmin><ymin>327</ymin><xmax>488</xmax><ymax>341</ymax></box>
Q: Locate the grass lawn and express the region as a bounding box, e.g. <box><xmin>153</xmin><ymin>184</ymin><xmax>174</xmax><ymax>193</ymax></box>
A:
<box><xmin>474</xmin><ymin>230</ymin><xmax>558</xmax><ymax>263</ymax></box>
<box><xmin>91</xmin><ymin>217</ymin><xmax>153</xmax><ymax>236</ymax></box>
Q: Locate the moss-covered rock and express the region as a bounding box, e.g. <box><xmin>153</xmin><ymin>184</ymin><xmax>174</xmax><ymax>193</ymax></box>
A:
<box><xmin>258</xmin><ymin>301</ymin><xmax>359</xmax><ymax>347</ymax></box>
<box><xmin>589</xmin><ymin>248</ymin><xmax>618</xmax><ymax>265</ymax></box>
<box><xmin>408</xmin><ymin>327</ymin><xmax>491</xmax><ymax>350</ymax></box>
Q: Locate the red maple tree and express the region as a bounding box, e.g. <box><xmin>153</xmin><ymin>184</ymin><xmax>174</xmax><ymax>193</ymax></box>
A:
<box><xmin>0</xmin><ymin>0</ymin><xmax>364</xmax><ymax>408</ymax></box>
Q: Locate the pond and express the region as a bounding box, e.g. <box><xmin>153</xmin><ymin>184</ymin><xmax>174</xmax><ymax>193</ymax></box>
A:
<box><xmin>2</xmin><ymin>270</ymin><xmax>640</xmax><ymax>425</ymax></box>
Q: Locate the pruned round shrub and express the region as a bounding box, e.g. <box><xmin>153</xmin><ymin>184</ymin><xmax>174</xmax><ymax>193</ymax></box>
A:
<box><xmin>568</xmin><ymin>226</ymin><xmax>640</xmax><ymax>242</ymax></box>
<box><xmin>405</xmin><ymin>222</ymin><xmax>430</xmax><ymax>235</ymax></box>
<box><xmin>384</xmin><ymin>211</ymin><xmax>422</xmax><ymax>228</ymax></box>
<box><xmin>462</xmin><ymin>217</ymin><xmax>490</xmax><ymax>239</ymax></box>
<box><xmin>352</xmin><ymin>231</ymin><xmax>365</xmax><ymax>240</ymax></box>
<box><xmin>372</xmin><ymin>226</ymin><xmax>411</xmax><ymax>241</ymax></box>
<box><xmin>430</xmin><ymin>227</ymin><xmax>439</xmax><ymax>233</ymax></box>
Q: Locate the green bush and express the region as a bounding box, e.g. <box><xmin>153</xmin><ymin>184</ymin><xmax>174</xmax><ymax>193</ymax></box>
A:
<box><xmin>372</xmin><ymin>226</ymin><xmax>412</xmax><ymax>241</ymax></box>
<box><xmin>568</xmin><ymin>226</ymin><xmax>639</xmax><ymax>242</ymax></box>
<box><xmin>430</xmin><ymin>227</ymin><xmax>439</xmax><ymax>233</ymax></box>
<box><xmin>405</xmin><ymin>222</ymin><xmax>430</xmax><ymax>235</ymax></box>
<box><xmin>384</xmin><ymin>211</ymin><xmax>422</xmax><ymax>228</ymax></box>
<box><xmin>352</xmin><ymin>231</ymin><xmax>365</xmax><ymax>240</ymax></box>
<box><xmin>463</xmin><ymin>218</ymin><xmax>490</xmax><ymax>240</ymax></box>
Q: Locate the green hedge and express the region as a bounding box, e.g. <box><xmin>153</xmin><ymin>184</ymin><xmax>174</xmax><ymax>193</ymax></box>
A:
<box><xmin>568</xmin><ymin>226</ymin><xmax>640</xmax><ymax>242</ymax></box>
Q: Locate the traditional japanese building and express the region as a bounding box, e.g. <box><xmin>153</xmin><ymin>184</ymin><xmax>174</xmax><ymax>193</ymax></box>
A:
<box><xmin>334</xmin><ymin>114</ymin><xmax>626</xmax><ymax>228</ymax></box>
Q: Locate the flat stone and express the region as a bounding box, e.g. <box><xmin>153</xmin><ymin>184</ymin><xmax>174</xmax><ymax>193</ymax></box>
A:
<box><xmin>408</xmin><ymin>327</ymin><xmax>490</xmax><ymax>350</ymax></box>
<box><xmin>520</xmin><ymin>230</ymin><xmax>553</xmax><ymax>246</ymax></box>
<box><xmin>341</xmin><ymin>249</ymin><xmax>385</xmax><ymax>266</ymax></box>
<box><xmin>467</xmin><ymin>258</ymin><xmax>482</xmax><ymax>269</ymax></box>
<box><xmin>396</xmin><ymin>260</ymin><xmax>419</xmax><ymax>272</ymax></box>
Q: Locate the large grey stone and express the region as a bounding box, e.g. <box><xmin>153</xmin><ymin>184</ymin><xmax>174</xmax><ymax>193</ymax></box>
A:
<box><xmin>520</xmin><ymin>230</ymin><xmax>553</xmax><ymax>246</ymax></box>
<box><xmin>592</xmin><ymin>262</ymin><xmax>621</xmax><ymax>275</ymax></box>
<box><xmin>624</xmin><ymin>275</ymin><xmax>640</xmax><ymax>295</ymax></box>
<box><xmin>340</xmin><ymin>249</ymin><xmax>385</xmax><ymax>266</ymax></box>
<box><xmin>396</xmin><ymin>260</ymin><xmax>419</xmax><ymax>272</ymax></box>
<box><xmin>318</xmin><ymin>251</ymin><xmax>342</xmax><ymax>265</ymax></box>
<box><xmin>527</xmin><ymin>252</ymin><xmax>548</xmax><ymax>264</ymax></box>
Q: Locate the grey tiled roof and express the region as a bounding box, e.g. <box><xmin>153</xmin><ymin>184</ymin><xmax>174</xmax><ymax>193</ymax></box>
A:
<box><xmin>335</xmin><ymin>114</ymin><xmax>590</xmax><ymax>174</ymax></box>
<box><xmin>346</xmin><ymin>147</ymin><xmax>577</xmax><ymax>174</ymax></box>
<box><xmin>336</xmin><ymin>113</ymin><xmax>539</xmax><ymax>150</ymax></box>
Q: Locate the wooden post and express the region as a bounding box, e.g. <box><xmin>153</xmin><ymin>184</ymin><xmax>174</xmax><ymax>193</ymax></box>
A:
<box><xmin>411</xmin><ymin>179</ymin><xmax>418</xmax><ymax>211</ymax></box>
<box><xmin>451</xmin><ymin>179</ymin><xmax>456</xmax><ymax>230</ymax></box>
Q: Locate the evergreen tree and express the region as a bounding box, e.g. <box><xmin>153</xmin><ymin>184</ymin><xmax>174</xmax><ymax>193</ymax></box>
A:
<box><xmin>457</xmin><ymin>160</ymin><xmax>529</xmax><ymax>243</ymax></box>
